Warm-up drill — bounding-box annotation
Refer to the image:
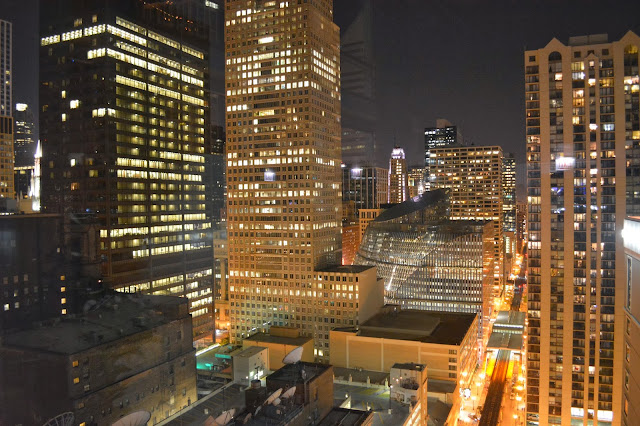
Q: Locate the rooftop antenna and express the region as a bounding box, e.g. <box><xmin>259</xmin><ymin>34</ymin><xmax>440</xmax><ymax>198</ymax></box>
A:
<box><xmin>111</xmin><ymin>411</ymin><xmax>151</xmax><ymax>426</ymax></box>
<box><xmin>42</xmin><ymin>412</ymin><xmax>74</xmax><ymax>426</ymax></box>
<box><xmin>281</xmin><ymin>386</ymin><xmax>297</xmax><ymax>399</ymax></box>
<box><xmin>282</xmin><ymin>346</ymin><xmax>303</xmax><ymax>365</ymax></box>
<box><xmin>264</xmin><ymin>388</ymin><xmax>283</xmax><ymax>405</ymax></box>
<box><xmin>204</xmin><ymin>408</ymin><xmax>235</xmax><ymax>426</ymax></box>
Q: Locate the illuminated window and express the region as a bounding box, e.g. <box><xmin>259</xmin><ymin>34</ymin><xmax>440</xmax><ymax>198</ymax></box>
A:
<box><xmin>62</xmin><ymin>309</ymin><xmax>67</xmax><ymax>315</ymax></box>
<box><xmin>61</xmin><ymin>298</ymin><xmax>66</xmax><ymax>304</ymax></box>
<box><xmin>61</xmin><ymin>113</ymin><xmax>67</xmax><ymax>122</ymax></box>
<box><xmin>61</xmin><ymin>286</ymin><xmax>66</xmax><ymax>292</ymax></box>
<box><xmin>73</xmin><ymin>18</ymin><xmax>82</xmax><ymax>27</ymax></box>
<box><xmin>72</xmin><ymin>360</ymin><xmax>79</xmax><ymax>367</ymax></box>
<box><xmin>60</xmin><ymin>275</ymin><xmax>65</xmax><ymax>281</ymax></box>
<box><xmin>73</xmin><ymin>377</ymin><xmax>80</xmax><ymax>384</ymax></box>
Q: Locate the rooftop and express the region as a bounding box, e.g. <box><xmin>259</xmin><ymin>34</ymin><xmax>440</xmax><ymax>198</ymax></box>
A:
<box><xmin>374</xmin><ymin>190</ymin><xmax>448</xmax><ymax>222</ymax></box>
<box><xmin>391</xmin><ymin>362</ymin><xmax>425</xmax><ymax>372</ymax></box>
<box><xmin>233</xmin><ymin>346</ymin><xmax>267</xmax><ymax>359</ymax></box>
<box><xmin>315</xmin><ymin>265</ymin><xmax>374</xmax><ymax>274</ymax></box>
<box><xmin>317</xmin><ymin>407</ymin><xmax>373</xmax><ymax>426</ymax></box>
<box><xmin>2</xmin><ymin>293</ymin><xmax>187</xmax><ymax>354</ymax></box>
<box><xmin>244</xmin><ymin>331</ymin><xmax>312</xmax><ymax>347</ymax></box>
<box><xmin>268</xmin><ymin>361</ymin><xmax>331</xmax><ymax>385</ymax></box>
<box><xmin>355</xmin><ymin>309</ymin><xmax>477</xmax><ymax>346</ymax></box>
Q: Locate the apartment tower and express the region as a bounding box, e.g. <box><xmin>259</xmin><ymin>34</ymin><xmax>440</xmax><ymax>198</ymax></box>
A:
<box><xmin>39</xmin><ymin>1</ymin><xmax>216</xmax><ymax>343</ymax></box>
<box><xmin>525</xmin><ymin>32</ymin><xmax>640</xmax><ymax>425</ymax></box>
<box><xmin>225</xmin><ymin>0</ymin><xmax>342</xmax><ymax>343</ymax></box>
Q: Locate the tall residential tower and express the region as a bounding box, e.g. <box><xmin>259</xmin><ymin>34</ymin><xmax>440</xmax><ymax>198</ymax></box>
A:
<box><xmin>525</xmin><ymin>32</ymin><xmax>640</xmax><ymax>425</ymax></box>
<box><xmin>225</xmin><ymin>0</ymin><xmax>342</xmax><ymax>344</ymax></box>
<box><xmin>388</xmin><ymin>146</ymin><xmax>407</xmax><ymax>204</ymax></box>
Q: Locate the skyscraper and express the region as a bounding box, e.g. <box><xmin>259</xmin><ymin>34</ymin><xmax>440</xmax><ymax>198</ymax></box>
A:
<box><xmin>424</xmin><ymin>118</ymin><xmax>462</xmax><ymax>191</ymax></box>
<box><xmin>525</xmin><ymin>32</ymin><xmax>640</xmax><ymax>425</ymax></box>
<box><xmin>39</xmin><ymin>1</ymin><xmax>215</xmax><ymax>343</ymax></box>
<box><xmin>342</xmin><ymin>165</ymin><xmax>388</xmax><ymax>212</ymax></box>
<box><xmin>0</xmin><ymin>20</ymin><xmax>11</xmax><ymax>116</ymax></box>
<box><xmin>13</xmin><ymin>103</ymin><xmax>35</xmax><ymax>198</ymax></box>
<box><xmin>430</xmin><ymin>145</ymin><xmax>504</xmax><ymax>302</ymax></box>
<box><xmin>335</xmin><ymin>0</ymin><xmax>376</xmax><ymax>166</ymax></box>
<box><xmin>408</xmin><ymin>165</ymin><xmax>425</xmax><ymax>198</ymax></box>
<box><xmin>388</xmin><ymin>146</ymin><xmax>407</xmax><ymax>203</ymax></box>
<box><xmin>225</xmin><ymin>0</ymin><xmax>342</xmax><ymax>344</ymax></box>
<box><xmin>502</xmin><ymin>153</ymin><xmax>516</xmax><ymax>233</ymax></box>
<box><xmin>0</xmin><ymin>20</ymin><xmax>13</xmax><ymax>201</ymax></box>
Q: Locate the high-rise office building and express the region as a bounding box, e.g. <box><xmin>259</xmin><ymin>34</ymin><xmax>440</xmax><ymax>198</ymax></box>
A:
<box><xmin>430</xmin><ymin>145</ymin><xmax>504</xmax><ymax>297</ymax></box>
<box><xmin>0</xmin><ymin>20</ymin><xmax>11</xmax><ymax>116</ymax></box>
<box><xmin>525</xmin><ymin>32</ymin><xmax>640</xmax><ymax>425</ymax></box>
<box><xmin>225</xmin><ymin>0</ymin><xmax>343</xmax><ymax>345</ymax></box>
<box><xmin>0</xmin><ymin>20</ymin><xmax>13</xmax><ymax>201</ymax></box>
<box><xmin>335</xmin><ymin>0</ymin><xmax>376</xmax><ymax>166</ymax></box>
<box><xmin>388</xmin><ymin>146</ymin><xmax>408</xmax><ymax>204</ymax></box>
<box><xmin>502</xmin><ymin>153</ymin><xmax>516</xmax><ymax>233</ymax></box>
<box><xmin>408</xmin><ymin>165</ymin><xmax>425</xmax><ymax>199</ymax></box>
<box><xmin>13</xmin><ymin>103</ymin><xmax>36</xmax><ymax>199</ymax></box>
<box><xmin>342</xmin><ymin>165</ymin><xmax>388</xmax><ymax>212</ymax></box>
<box><xmin>39</xmin><ymin>1</ymin><xmax>215</xmax><ymax>343</ymax></box>
<box><xmin>424</xmin><ymin>118</ymin><xmax>462</xmax><ymax>191</ymax></box>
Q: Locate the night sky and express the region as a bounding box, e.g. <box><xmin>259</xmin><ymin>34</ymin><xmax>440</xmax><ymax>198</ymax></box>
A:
<box><xmin>2</xmin><ymin>0</ymin><xmax>639</xmax><ymax>193</ymax></box>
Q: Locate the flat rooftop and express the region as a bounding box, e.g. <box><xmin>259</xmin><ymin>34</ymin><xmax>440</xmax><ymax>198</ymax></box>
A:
<box><xmin>317</xmin><ymin>407</ymin><xmax>373</xmax><ymax>426</ymax></box>
<box><xmin>358</xmin><ymin>309</ymin><xmax>476</xmax><ymax>346</ymax></box>
<box><xmin>315</xmin><ymin>265</ymin><xmax>374</xmax><ymax>274</ymax></box>
<box><xmin>233</xmin><ymin>346</ymin><xmax>267</xmax><ymax>359</ymax></box>
<box><xmin>494</xmin><ymin>310</ymin><xmax>526</xmax><ymax>327</ymax></box>
<box><xmin>267</xmin><ymin>361</ymin><xmax>331</xmax><ymax>385</ymax></box>
<box><xmin>244</xmin><ymin>332</ymin><xmax>312</xmax><ymax>346</ymax></box>
<box><xmin>2</xmin><ymin>294</ymin><xmax>186</xmax><ymax>354</ymax></box>
<box><xmin>392</xmin><ymin>363</ymin><xmax>425</xmax><ymax>372</ymax></box>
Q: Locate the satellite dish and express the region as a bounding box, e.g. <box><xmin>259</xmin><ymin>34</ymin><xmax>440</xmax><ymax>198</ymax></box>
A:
<box><xmin>282</xmin><ymin>346</ymin><xmax>304</xmax><ymax>365</ymax></box>
<box><xmin>209</xmin><ymin>408</ymin><xmax>235</xmax><ymax>426</ymax></box>
<box><xmin>254</xmin><ymin>406</ymin><xmax>262</xmax><ymax>417</ymax></box>
<box><xmin>242</xmin><ymin>413</ymin><xmax>252</xmax><ymax>424</ymax></box>
<box><xmin>272</xmin><ymin>398</ymin><xmax>281</xmax><ymax>406</ymax></box>
<box><xmin>111</xmin><ymin>411</ymin><xmax>151</xmax><ymax>426</ymax></box>
<box><xmin>264</xmin><ymin>388</ymin><xmax>283</xmax><ymax>405</ymax></box>
<box><xmin>42</xmin><ymin>412</ymin><xmax>74</xmax><ymax>426</ymax></box>
<box><xmin>281</xmin><ymin>386</ymin><xmax>296</xmax><ymax>399</ymax></box>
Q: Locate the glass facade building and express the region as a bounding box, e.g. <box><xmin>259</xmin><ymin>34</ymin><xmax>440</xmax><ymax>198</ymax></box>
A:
<box><xmin>354</xmin><ymin>190</ymin><xmax>495</xmax><ymax>347</ymax></box>
<box><xmin>39</xmin><ymin>2</ymin><xmax>215</xmax><ymax>342</ymax></box>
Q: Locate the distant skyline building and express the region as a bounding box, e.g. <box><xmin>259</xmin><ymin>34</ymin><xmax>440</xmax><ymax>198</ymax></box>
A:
<box><xmin>525</xmin><ymin>32</ymin><xmax>640</xmax><ymax>425</ymax></box>
<box><xmin>0</xmin><ymin>20</ymin><xmax>11</xmax><ymax>115</ymax></box>
<box><xmin>13</xmin><ymin>103</ymin><xmax>35</xmax><ymax>199</ymax></box>
<box><xmin>424</xmin><ymin>118</ymin><xmax>462</xmax><ymax>191</ymax></box>
<box><xmin>39</xmin><ymin>1</ymin><xmax>216</xmax><ymax>343</ymax></box>
<box><xmin>0</xmin><ymin>20</ymin><xmax>13</xmax><ymax>201</ymax></box>
<box><xmin>502</xmin><ymin>153</ymin><xmax>516</xmax><ymax>233</ymax></box>
<box><xmin>225</xmin><ymin>0</ymin><xmax>346</xmax><ymax>357</ymax></box>
<box><xmin>408</xmin><ymin>165</ymin><xmax>425</xmax><ymax>198</ymax></box>
<box><xmin>338</xmin><ymin>0</ymin><xmax>376</xmax><ymax>166</ymax></box>
<box><xmin>342</xmin><ymin>164</ymin><xmax>388</xmax><ymax>213</ymax></box>
<box><xmin>388</xmin><ymin>146</ymin><xmax>408</xmax><ymax>204</ymax></box>
<box><xmin>429</xmin><ymin>145</ymin><xmax>504</xmax><ymax>297</ymax></box>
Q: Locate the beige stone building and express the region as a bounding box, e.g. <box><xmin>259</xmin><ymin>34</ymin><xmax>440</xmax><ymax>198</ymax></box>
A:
<box><xmin>224</xmin><ymin>0</ymin><xmax>343</xmax><ymax>351</ymax></box>
<box><xmin>525</xmin><ymin>32</ymin><xmax>640</xmax><ymax>425</ymax></box>
<box><xmin>243</xmin><ymin>326</ymin><xmax>314</xmax><ymax>371</ymax></box>
<box><xmin>329</xmin><ymin>308</ymin><xmax>478</xmax><ymax>387</ymax></box>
